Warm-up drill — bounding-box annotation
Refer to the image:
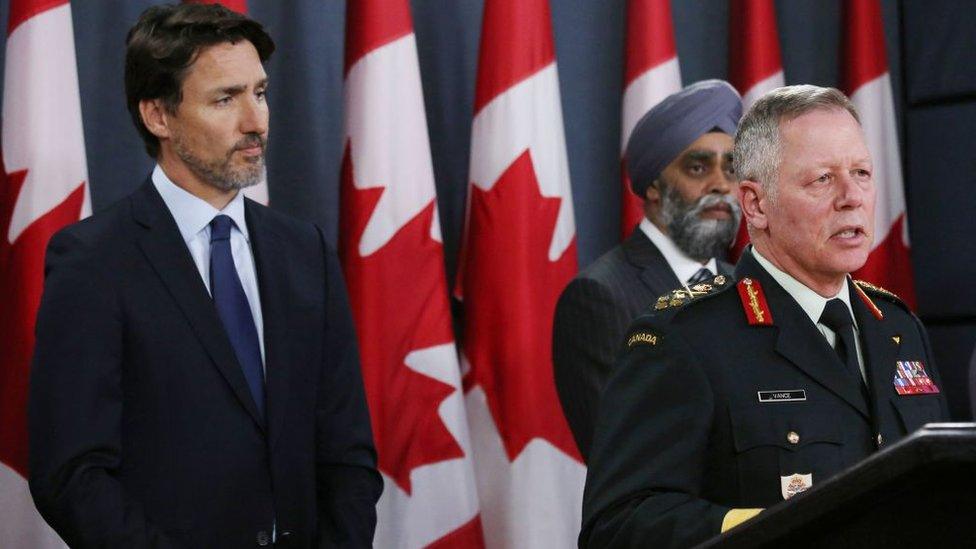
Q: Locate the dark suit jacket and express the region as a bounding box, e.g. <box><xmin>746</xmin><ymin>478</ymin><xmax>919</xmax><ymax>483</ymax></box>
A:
<box><xmin>552</xmin><ymin>226</ymin><xmax>733</xmax><ymax>460</ymax></box>
<box><xmin>29</xmin><ymin>181</ymin><xmax>382</xmax><ymax>548</ymax></box>
<box><xmin>580</xmin><ymin>251</ymin><xmax>949</xmax><ymax>548</ymax></box>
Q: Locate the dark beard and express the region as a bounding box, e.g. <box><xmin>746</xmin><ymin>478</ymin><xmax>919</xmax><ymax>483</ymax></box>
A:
<box><xmin>172</xmin><ymin>133</ymin><xmax>266</xmax><ymax>191</ymax></box>
<box><xmin>659</xmin><ymin>182</ymin><xmax>741</xmax><ymax>262</ymax></box>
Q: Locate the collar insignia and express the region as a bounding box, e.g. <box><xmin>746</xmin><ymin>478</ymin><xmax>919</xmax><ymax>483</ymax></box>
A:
<box><xmin>737</xmin><ymin>277</ymin><xmax>774</xmax><ymax>326</ymax></box>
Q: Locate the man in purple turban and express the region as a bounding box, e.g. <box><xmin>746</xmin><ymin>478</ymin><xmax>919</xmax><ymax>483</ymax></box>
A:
<box><xmin>553</xmin><ymin>79</ymin><xmax>744</xmax><ymax>460</ymax></box>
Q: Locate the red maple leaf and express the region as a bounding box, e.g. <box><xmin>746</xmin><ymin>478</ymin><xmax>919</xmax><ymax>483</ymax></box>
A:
<box><xmin>0</xmin><ymin>161</ymin><xmax>86</xmax><ymax>478</ymax></box>
<box><xmin>426</xmin><ymin>515</ymin><xmax>484</xmax><ymax>549</ymax></box>
<box><xmin>458</xmin><ymin>150</ymin><xmax>581</xmax><ymax>462</ymax></box>
<box><xmin>338</xmin><ymin>146</ymin><xmax>464</xmax><ymax>494</ymax></box>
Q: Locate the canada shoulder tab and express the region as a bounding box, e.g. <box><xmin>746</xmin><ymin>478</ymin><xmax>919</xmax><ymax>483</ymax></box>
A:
<box><xmin>626</xmin><ymin>330</ymin><xmax>660</xmax><ymax>348</ymax></box>
<box><xmin>651</xmin><ymin>274</ymin><xmax>733</xmax><ymax>313</ymax></box>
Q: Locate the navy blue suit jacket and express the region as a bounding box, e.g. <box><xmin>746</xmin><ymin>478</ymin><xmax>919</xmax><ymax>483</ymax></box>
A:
<box><xmin>29</xmin><ymin>181</ymin><xmax>382</xmax><ymax>548</ymax></box>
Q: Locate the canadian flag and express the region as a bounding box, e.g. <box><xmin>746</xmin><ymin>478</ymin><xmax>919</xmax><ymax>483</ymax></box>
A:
<box><xmin>338</xmin><ymin>1</ymin><xmax>482</xmax><ymax>547</ymax></box>
<box><xmin>728</xmin><ymin>0</ymin><xmax>784</xmax><ymax>260</ymax></box>
<box><xmin>190</xmin><ymin>0</ymin><xmax>248</xmax><ymax>12</ymax></box>
<box><xmin>844</xmin><ymin>0</ymin><xmax>916</xmax><ymax>307</ymax></box>
<box><xmin>455</xmin><ymin>0</ymin><xmax>584</xmax><ymax>546</ymax></box>
<box><xmin>619</xmin><ymin>0</ymin><xmax>682</xmax><ymax>239</ymax></box>
<box><xmin>0</xmin><ymin>1</ymin><xmax>90</xmax><ymax>547</ymax></box>
<box><xmin>185</xmin><ymin>0</ymin><xmax>268</xmax><ymax>205</ymax></box>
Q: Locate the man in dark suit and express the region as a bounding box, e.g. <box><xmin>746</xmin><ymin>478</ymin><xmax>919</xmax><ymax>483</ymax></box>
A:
<box><xmin>580</xmin><ymin>85</ymin><xmax>950</xmax><ymax>548</ymax></box>
<box><xmin>28</xmin><ymin>5</ymin><xmax>381</xmax><ymax>548</ymax></box>
<box><xmin>553</xmin><ymin>81</ymin><xmax>743</xmax><ymax>460</ymax></box>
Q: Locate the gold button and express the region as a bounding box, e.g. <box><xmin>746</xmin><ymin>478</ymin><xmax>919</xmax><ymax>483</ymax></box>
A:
<box><xmin>787</xmin><ymin>431</ymin><xmax>800</xmax><ymax>445</ymax></box>
<box><xmin>877</xmin><ymin>433</ymin><xmax>884</xmax><ymax>446</ymax></box>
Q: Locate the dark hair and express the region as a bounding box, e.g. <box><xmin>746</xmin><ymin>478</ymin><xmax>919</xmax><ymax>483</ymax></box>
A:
<box><xmin>124</xmin><ymin>3</ymin><xmax>275</xmax><ymax>158</ymax></box>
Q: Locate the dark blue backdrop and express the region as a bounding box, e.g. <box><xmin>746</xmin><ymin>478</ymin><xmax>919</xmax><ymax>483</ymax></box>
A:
<box><xmin>2</xmin><ymin>0</ymin><xmax>973</xmax><ymax>417</ymax></box>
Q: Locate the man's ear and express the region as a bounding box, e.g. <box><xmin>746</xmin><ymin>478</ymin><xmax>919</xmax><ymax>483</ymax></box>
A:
<box><xmin>139</xmin><ymin>99</ymin><xmax>172</xmax><ymax>140</ymax></box>
<box><xmin>738</xmin><ymin>179</ymin><xmax>768</xmax><ymax>231</ymax></box>
<box><xmin>643</xmin><ymin>180</ymin><xmax>661</xmax><ymax>205</ymax></box>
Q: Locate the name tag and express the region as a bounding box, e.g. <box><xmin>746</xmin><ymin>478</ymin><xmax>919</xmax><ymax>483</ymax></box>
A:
<box><xmin>758</xmin><ymin>390</ymin><xmax>806</xmax><ymax>402</ymax></box>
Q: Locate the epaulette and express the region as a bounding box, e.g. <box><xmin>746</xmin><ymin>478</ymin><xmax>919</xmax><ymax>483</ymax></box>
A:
<box><xmin>853</xmin><ymin>279</ymin><xmax>909</xmax><ymax>318</ymax></box>
<box><xmin>652</xmin><ymin>274</ymin><xmax>732</xmax><ymax>312</ymax></box>
<box><xmin>854</xmin><ymin>279</ymin><xmax>900</xmax><ymax>302</ymax></box>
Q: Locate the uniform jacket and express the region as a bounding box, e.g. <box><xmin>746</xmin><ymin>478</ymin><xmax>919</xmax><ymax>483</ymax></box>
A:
<box><xmin>580</xmin><ymin>250</ymin><xmax>949</xmax><ymax>548</ymax></box>
<box><xmin>29</xmin><ymin>181</ymin><xmax>382</xmax><ymax>548</ymax></box>
<box><xmin>553</xmin><ymin>226</ymin><xmax>733</xmax><ymax>460</ymax></box>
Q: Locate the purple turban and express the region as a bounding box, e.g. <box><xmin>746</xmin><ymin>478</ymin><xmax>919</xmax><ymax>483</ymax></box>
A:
<box><xmin>625</xmin><ymin>79</ymin><xmax>742</xmax><ymax>197</ymax></box>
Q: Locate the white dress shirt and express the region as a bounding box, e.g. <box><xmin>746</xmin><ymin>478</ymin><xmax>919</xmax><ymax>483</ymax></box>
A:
<box><xmin>640</xmin><ymin>218</ymin><xmax>718</xmax><ymax>284</ymax></box>
<box><xmin>752</xmin><ymin>247</ymin><xmax>865</xmax><ymax>380</ymax></box>
<box><xmin>151</xmin><ymin>165</ymin><xmax>266</xmax><ymax>367</ymax></box>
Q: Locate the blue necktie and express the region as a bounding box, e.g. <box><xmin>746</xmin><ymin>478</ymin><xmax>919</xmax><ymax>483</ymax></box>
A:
<box><xmin>688</xmin><ymin>267</ymin><xmax>713</xmax><ymax>285</ymax></box>
<box><xmin>210</xmin><ymin>215</ymin><xmax>265</xmax><ymax>419</ymax></box>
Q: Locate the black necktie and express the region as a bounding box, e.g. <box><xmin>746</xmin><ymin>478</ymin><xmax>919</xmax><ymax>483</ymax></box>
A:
<box><xmin>819</xmin><ymin>299</ymin><xmax>863</xmax><ymax>383</ymax></box>
<box><xmin>687</xmin><ymin>267</ymin><xmax>713</xmax><ymax>285</ymax></box>
<box><xmin>210</xmin><ymin>215</ymin><xmax>265</xmax><ymax>419</ymax></box>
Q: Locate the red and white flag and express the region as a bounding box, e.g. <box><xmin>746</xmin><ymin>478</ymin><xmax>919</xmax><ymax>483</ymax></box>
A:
<box><xmin>728</xmin><ymin>0</ymin><xmax>784</xmax><ymax>260</ymax></box>
<box><xmin>456</xmin><ymin>0</ymin><xmax>584</xmax><ymax>546</ymax></box>
<box><xmin>0</xmin><ymin>1</ymin><xmax>89</xmax><ymax>547</ymax></box>
<box><xmin>339</xmin><ymin>1</ymin><xmax>482</xmax><ymax>547</ymax></box>
<box><xmin>185</xmin><ymin>0</ymin><xmax>268</xmax><ymax>205</ymax></box>
<box><xmin>619</xmin><ymin>0</ymin><xmax>682</xmax><ymax>239</ymax></box>
<box><xmin>844</xmin><ymin>0</ymin><xmax>916</xmax><ymax>307</ymax></box>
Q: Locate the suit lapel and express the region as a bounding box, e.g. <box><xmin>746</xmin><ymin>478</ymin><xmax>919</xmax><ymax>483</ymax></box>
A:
<box><xmin>717</xmin><ymin>259</ymin><xmax>735</xmax><ymax>276</ymax></box>
<box><xmin>132</xmin><ymin>181</ymin><xmax>265</xmax><ymax>430</ymax></box>
<box><xmin>246</xmin><ymin>202</ymin><xmax>291</xmax><ymax>450</ymax></box>
<box><xmin>736</xmin><ymin>254</ymin><xmax>870</xmax><ymax>419</ymax></box>
<box><xmin>623</xmin><ymin>228</ymin><xmax>681</xmax><ymax>296</ymax></box>
<box><xmin>849</xmin><ymin>282</ymin><xmax>898</xmax><ymax>408</ymax></box>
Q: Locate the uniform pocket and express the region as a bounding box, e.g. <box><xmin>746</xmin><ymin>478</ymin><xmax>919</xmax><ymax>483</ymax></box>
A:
<box><xmin>890</xmin><ymin>395</ymin><xmax>944</xmax><ymax>434</ymax></box>
<box><xmin>729</xmin><ymin>405</ymin><xmax>844</xmax><ymax>503</ymax></box>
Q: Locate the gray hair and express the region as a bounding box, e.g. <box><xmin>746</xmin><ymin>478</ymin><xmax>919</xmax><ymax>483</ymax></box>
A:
<box><xmin>733</xmin><ymin>85</ymin><xmax>860</xmax><ymax>198</ymax></box>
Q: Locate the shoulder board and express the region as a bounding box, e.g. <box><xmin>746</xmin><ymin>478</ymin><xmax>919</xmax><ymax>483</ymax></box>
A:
<box><xmin>854</xmin><ymin>279</ymin><xmax>909</xmax><ymax>316</ymax></box>
<box><xmin>651</xmin><ymin>274</ymin><xmax>732</xmax><ymax>313</ymax></box>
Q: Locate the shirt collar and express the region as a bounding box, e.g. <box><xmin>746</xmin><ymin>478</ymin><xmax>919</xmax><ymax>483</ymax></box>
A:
<box><xmin>640</xmin><ymin>217</ymin><xmax>717</xmax><ymax>283</ymax></box>
<box><xmin>750</xmin><ymin>246</ymin><xmax>855</xmax><ymax>328</ymax></box>
<box><xmin>151</xmin><ymin>164</ymin><xmax>249</xmax><ymax>242</ymax></box>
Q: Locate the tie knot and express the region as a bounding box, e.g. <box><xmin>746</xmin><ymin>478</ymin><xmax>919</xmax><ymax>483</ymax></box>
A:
<box><xmin>210</xmin><ymin>214</ymin><xmax>234</xmax><ymax>242</ymax></box>
<box><xmin>688</xmin><ymin>267</ymin><xmax>713</xmax><ymax>285</ymax></box>
<box><xmin>819</xmin><ymin>298</ymin><xmax>853</xmax><ymax>332</ymax></box>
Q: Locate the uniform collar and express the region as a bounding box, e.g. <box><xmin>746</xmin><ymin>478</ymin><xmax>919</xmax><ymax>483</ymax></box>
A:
<box><xmin>750</xmin><ymin>246</ymin><xmax>855</xmax><ymax>329</ymax></box>
<box><xmin>639</xmin><ymin>217</ymin><xmax>717</xmax><ymax>284</ymax></box>
<box><xmin>151</xmin><ymin>164</ymin><xmax>249</xmax><ymax>243</ymax></box>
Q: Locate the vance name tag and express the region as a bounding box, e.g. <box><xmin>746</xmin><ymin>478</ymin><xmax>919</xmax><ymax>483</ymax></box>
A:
<box><xmin>757</xmin><ymin>390</ymin><xmax>806</xmax><ymax>403</ymax></box>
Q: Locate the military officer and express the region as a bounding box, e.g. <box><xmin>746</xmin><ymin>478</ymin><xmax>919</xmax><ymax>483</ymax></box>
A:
<box><xmin>580</xmin><ymin>85</ymin><xmax>949</xmax><ymax>548</ymax></box>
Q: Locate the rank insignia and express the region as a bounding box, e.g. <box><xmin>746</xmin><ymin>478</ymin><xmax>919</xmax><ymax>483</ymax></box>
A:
<box><xmin>627</xmin><ymin>331</ymin><xmax>659</xmax><ymax>347</ymax></box>
<box><xmin>713</xmin><ymin>275</ymin><xmax>727</xmax><ymax>286</ymax></box>
<box><xmin>893</xmin><ymin>360</ymin><xmax>940</xmax><ymax>395</ymax></box>
<box><xmin>651</xmin><ymin>281</ymin><xmax>722</xmax><ymax>311</ymax></box>
<box><xmin>737</xmin><ymin>278</ymin><xmax>774</xmax><ymax>326</ymax></box>
<box><xmin>781</xmin><ymin>473</ymin><xmax>812</xmax><ymax>500</ymax></box>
